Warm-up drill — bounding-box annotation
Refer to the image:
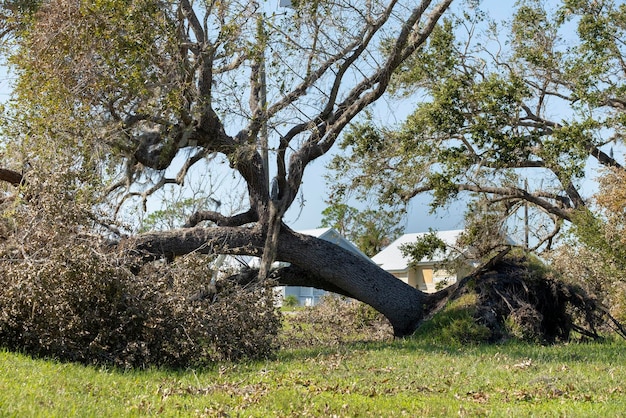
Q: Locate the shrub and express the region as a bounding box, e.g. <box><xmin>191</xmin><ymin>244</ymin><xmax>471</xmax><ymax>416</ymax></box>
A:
<box><xmin>0</xmin><ymin>156</ymin><xmax>281</xmax><ymax>368</ymax></box>
<box><xmin>282</xmin><ymin>295</ymin><xmax>299</xmax><ymax>308</ymax></box>
<box><xmin>0</xmin><ymin>234</ymin><xmax>281</xmax><ymax>368</ymax></box>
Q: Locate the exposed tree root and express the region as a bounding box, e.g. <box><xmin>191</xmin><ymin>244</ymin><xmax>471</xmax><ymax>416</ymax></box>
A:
<box><xmin>424</xmin><ymin>254</ymin><xmax>626</xmax><ymax>343</ymax></box>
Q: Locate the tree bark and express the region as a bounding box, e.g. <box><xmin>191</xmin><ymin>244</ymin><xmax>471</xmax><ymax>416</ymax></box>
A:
<box><xmin>0</xmin><ymin>168</ymin><xmax>23</xmax><ymax>187</ymax></box>
<box><xmin>125</xmin><ymin>226</ymin><xmax>427</xmax><ymax>337</ymax></box>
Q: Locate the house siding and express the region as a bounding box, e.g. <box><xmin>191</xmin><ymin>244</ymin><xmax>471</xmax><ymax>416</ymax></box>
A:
<box><xmin>408</xmin><ymin>269</ymin><xmax>421</xmax><ymax>289</ymax></box>
<box><xmin>283</xmin><ymin>286</ymin><xmax>326</xmax><ymax>306</ymax></box>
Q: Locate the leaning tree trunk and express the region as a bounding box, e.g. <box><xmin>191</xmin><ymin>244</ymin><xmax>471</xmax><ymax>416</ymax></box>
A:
<box><xmin>275</xmin><ymin>229</ymin><xmax>427</xmax><ymax>336</ymax></box>
<box><xmin>126</xmin><ymin>225</ymin><xmax>427</xmax><ymax>337</ymax></box>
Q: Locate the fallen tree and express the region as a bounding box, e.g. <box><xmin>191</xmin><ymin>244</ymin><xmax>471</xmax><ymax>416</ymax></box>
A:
<box><xmin>127</xmin><ymin>225</ymin><xmax>427</xmax><ymax>336</ymax></box>
<box><xmin>0</xmin><ymin>0</ymin><xmax>454</xmax><ymax>338</ymax></box>
<box><xmin>0</xmin><ymin>0</ymin><xmax>621</xmax><ymax>346</ymax></box>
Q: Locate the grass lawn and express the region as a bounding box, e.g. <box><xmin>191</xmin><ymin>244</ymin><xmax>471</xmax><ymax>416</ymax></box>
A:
<box><xmin>1</xmin><ymin>336</ymin><xmax>626</xmax><ymax>417</ymax></box>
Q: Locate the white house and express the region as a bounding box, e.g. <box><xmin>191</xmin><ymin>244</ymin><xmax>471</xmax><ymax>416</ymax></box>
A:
<box><xmin>371</xmin><ymin>229</ymin><xmax>474</xmax><ymax>293</ymax></box>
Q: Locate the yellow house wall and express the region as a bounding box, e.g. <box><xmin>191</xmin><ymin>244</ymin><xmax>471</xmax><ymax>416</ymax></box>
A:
<box><xmin>391</xmin><ymin>271</ymin><xmax>409</xmax><ymax>285</ymax></box>
<box><xmin>416</xmin><ymin>265</ymin><xmax>457</xmax><ymax>292</ymax></box>
<box><xmin>405</xmin><ymin>269</ymin><xmax>419</xmax><ymax>288</ymax></box>
<box><xmin>393</xmin><ymin>265</ymin><xmax>464</xmax><ymax>293</ymax></box>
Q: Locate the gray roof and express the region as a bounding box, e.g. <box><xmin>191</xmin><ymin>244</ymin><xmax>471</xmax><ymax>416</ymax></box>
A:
<box><xmin>371</xmin><ymin>229</ymin><xmax>464</xmax><ymax>271</ymax></box>
<box><xmin>298</xmin><ymin>227</ymin><xmax>371</xmax><ymax>261</ymax></box>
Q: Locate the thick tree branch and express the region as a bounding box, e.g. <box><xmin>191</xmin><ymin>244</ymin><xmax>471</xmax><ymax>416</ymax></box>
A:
<box><xmin>124</xmin><ymin>226</ymin><xmax>265</xmax><ymax>262</ymax></box>
<box><xmin>124</xmin><ymin>226</ymin><xmax>426</xmax><ymax>336</ymax></box>
<box><xmin>0</xmin><ymin>168</ymin><xmax>23</xmax><ymax>187</ymax></box>
<box><xmin>184</xmin><ymin>209</ymin><xmax>258</xmax><ymax>228</ymax></box>
<box><xmin>133</xmin><ymin>128</ymin><xmax>181</xmax><ymax>170</ymax></box>
<box><xmin>225</xmin><ymin>265</ymin><xmax>351</xmax><ymax>298</ymax></box>
<box><xmin>179</xmin><ymin>0</ymin><xmax>204</xmax><ymax>43</ymax></box>
<box><xmin>585</xmin><ymin>142</ymin><xmax>623</xmax><ymax>169</ymax></box>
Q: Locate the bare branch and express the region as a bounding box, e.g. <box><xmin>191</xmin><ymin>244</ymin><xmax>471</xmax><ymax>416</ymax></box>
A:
<box><xmin>176</xmin><ymin>149</ymin><xmax>214</xmax><ymax>184</ymax></box>
<box><xmin>184</xmin><ymin>209</ymin><xmax>257</xmax><ymax>228</ymax></box>
<box><xmin>528</xmin><ymin>216</ymin><xmax>562</xmax><ymax>252</ymax></box>
<box><xmin>461</xmin><ymin>183</ymin><xmax>573</xmax><ymax>221</ymax></box>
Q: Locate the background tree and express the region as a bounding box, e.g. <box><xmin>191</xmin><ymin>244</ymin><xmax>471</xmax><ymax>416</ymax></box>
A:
<box><xmin>327</xmin><ymin>0</ymin><xmax>626</xmax><ymax>254</ymax></box>
<box><xmin>548</xmin><ymin>166</ymin><xmax>626</xmax><ymax>322</ymax></box>
<box><xmin>320</xmin><ymin>203</ymin><xmax>403</xmax><ymax>257</ymax></box>
<box><xmin>0</xmin><ymin>0</ymin><xmax>457</xmax><ymax>337</ymax></box>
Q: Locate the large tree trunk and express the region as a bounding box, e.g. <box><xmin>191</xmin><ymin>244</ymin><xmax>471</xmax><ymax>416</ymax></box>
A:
<box><xmin>276</xmin><ymin>229</ymin><xmax>427</xmax><ymax>336</ymax></box>
<box><xmin>126</xmin><ymin>226</ymin><xmax>427</xmax><ymax>336</ymax></box>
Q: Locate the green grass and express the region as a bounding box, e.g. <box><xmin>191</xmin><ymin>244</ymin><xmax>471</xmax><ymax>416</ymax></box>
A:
<box><xmin>2</xmin><ymin>337</ymin><xmax>626</xmax><ymax>417</ymax></box>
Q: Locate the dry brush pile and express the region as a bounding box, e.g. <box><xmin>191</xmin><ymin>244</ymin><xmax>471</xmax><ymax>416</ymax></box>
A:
<box><xmin>0</xmin><ymin>201</ymin><xmax>280</xmax><ymax>368</ymax></box>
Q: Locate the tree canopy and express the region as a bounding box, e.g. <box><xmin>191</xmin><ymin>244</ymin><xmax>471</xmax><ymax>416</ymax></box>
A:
<box><xmin>327</xmin><ymin>0</ymin><xmax>626</xmax><ymax>252</ymax></box>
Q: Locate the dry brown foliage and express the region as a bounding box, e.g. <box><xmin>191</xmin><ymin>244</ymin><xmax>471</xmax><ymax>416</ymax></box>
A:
<box><xmin>0</xmin><ymin>194</ymin><xmax>280</xmax><ymax>368</ymax></box>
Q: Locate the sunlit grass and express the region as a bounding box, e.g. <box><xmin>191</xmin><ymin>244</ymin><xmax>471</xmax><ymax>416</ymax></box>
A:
<box><xmin>2</xmin><ymin>337</ymin><xmax>626</xmax><ymax>416</ymax></box>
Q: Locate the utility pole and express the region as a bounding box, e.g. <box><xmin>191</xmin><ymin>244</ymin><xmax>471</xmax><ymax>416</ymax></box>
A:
<box><xmin>257</xmin><ymin>1</ymin><xmax>294</xmax><ymax>282</ymax></box>
<box><xmin>524</xmin><ymin>178</ymin><xmax>529</xmax><ymax>250</ymax></box>
<box><xmin>260</xmin><ymin>44</ymin><xmax>269</xmax><ymax>192</ymax></box>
